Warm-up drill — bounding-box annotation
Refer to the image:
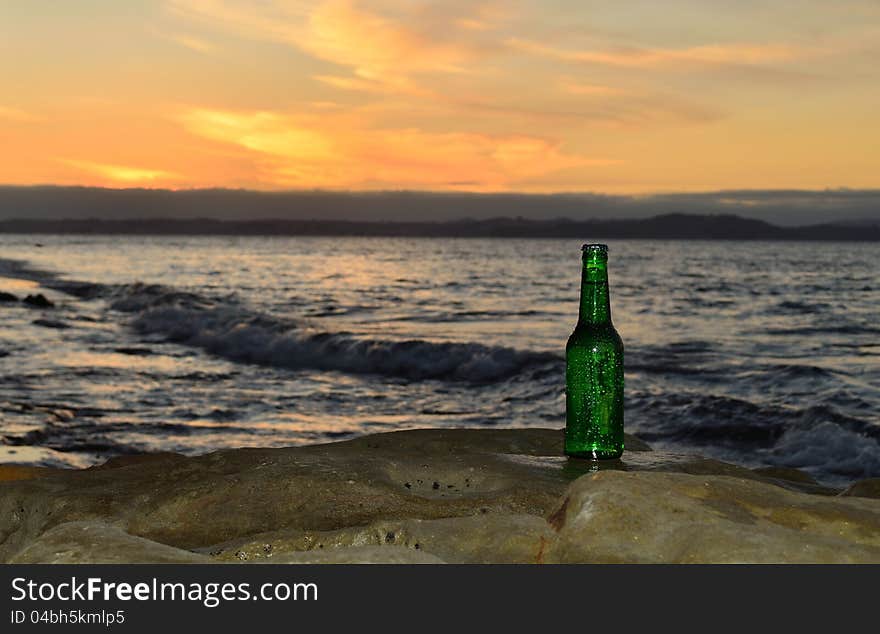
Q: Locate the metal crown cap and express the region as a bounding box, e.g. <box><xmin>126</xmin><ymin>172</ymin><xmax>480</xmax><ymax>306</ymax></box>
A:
<box><xmin>581</xmin><ymin>243</ymin><xmax>608</xmax><ymax>255</ymax></box>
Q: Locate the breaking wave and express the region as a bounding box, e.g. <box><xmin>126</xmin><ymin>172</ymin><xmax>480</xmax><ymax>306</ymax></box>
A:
<box><xmin>629</xmin><ymin>393</ymin><xmax>880</xmax><ymax>482</ymax></box>
<box><xmin>107</xmin><ymin>283</ymin><xmax>560</xmax><ymax>382</ymax></box>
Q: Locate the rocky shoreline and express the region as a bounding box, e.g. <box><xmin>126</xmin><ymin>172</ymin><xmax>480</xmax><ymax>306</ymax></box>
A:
<box><xmin>1</xmin><ymin>428</ymin><xmax>879</xmax><ymax>563</ymax></box>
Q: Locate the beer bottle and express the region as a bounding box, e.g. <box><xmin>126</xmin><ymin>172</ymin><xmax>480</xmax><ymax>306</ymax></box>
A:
<box><xmin>565</xmin><ymin>244</ymin><xmax>624</xmax><ymax>459</ymax></box>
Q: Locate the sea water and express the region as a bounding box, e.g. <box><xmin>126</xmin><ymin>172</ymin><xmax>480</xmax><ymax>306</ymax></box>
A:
<box><xmin>0</xmin><ymin>235</ymin><xmax>877</xmax><ymax>485</ymax></box>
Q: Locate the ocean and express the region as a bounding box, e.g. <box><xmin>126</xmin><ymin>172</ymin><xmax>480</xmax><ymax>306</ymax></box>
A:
<box><xmin>0</xmin><ymin>235</ymin><xmax>877</xmax><ymax>486</ymax></box>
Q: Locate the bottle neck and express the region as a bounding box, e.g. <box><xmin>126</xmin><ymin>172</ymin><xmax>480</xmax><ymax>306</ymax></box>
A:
<box><xmin>578</xmin><ymin>255</ymin><xmax>612</xmax><ymax>326</ymax></box>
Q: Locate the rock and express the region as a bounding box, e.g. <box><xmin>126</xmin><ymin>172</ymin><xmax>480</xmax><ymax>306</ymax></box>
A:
<box><xmin>0</xmin><ymin>291</ymin><xmax>18</xmax><ymax>302</ymax></box>
<box><xmin>752</xmin><ymin>466</ymin><xmax>818</xmax><ymax>485</ymax></box>
<box><xmin>0</xmin><ymin>428</ymin><xmax>582</xmax><ymax>561</ymax></box>
<box><xmin>1</xmin><ymin>427</ymin><xmax>878</xmax><ymax>564</ymax></box>
<box><xmin>268</xmin><ymin>546</ymin><xmax>446</xmax><ymax>564</ymax></box>
<box><xmin>546</xmin><ymin>471</ymin><xmax>880</xmax><ymax>563</ymax></box>
<box><xmin>204</xmin><ymin>514</ymin><xmax>553</xmax><ymax>564</ymax></box>
<box><xmin>8</xmin><ymin>521</ymin><xmax>210</xmax><ymax>564</ymax></box>
<box><xmin>657</xmin><ymin>457</ymin><xmax>835</xmax><ymax>496</ymax></box>
<box><xmin>840</xmin><ymin>478</ymin><xmax>880</xmax><ymax>500</ymax></box>
<box><xmin>22</xmin><ymin>293</ymin><xmax>54</xmax><ymax>308</ymax></box>
<box><xmin>8</xmin><ymin>520</ymin><xmax>444</xmax><ymax>564</ymax></box>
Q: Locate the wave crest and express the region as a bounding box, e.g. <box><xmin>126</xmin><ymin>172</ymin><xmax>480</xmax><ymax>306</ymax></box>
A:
<box><xmin>109</xmin><ymin>285</ymin><xmax>559</xmax><ymax>382</ymax></box>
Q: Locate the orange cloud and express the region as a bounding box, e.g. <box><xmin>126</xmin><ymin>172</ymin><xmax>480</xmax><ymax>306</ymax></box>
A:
<box><xmin>169</xmin><ymin>33</ymin><xmax>216</xmax><ymax>53</ymax></box>
<box><xmin>0</xmin><ymin>106</ymin><xmax>43</xmax><ymax>122</ymax></box>
<box><xmin>508</xmin><ymin>38</ymin><xmax>805</xmax><ymax>68</ymax></box>
<box><xmin>176</xmin><ymin>107</ymin><xmax>616</xmax><ymax>189</ymax></box>
<box><xmin>2</xmin><ymin>1</ymin><xmax>873</xmax><ymax>193</ymax></box>
<box><xmin>60</xmin><ymin>159</ymin><xmax>182</xmax><ymax>184</ymax></box>
<box><xmin>168</xmin><ymin>0</ymin><xmax>497</xmax><ymax>94</ymax></box>
<box><xmin>147</xmin><ymin>23</ymin><xmax>217</xmax><ymax>53</ymax></box>
<box><xmin>313</xmin><ymin>75</ymin><xmax>386</xmax><ymax>93</ymax></box>
<box><xmin>177</xmin><ymin>109</ymin><xmax>335</xmax><ymax>160</ymax></box>
<box><xmin>559</xmin><ymin>80</ymin><xmax>624</xmax><ymax>97</ymax></box>
<box><xmin>302</xmin><ymin>0</ymin><xmax>472</xmax><ymax>78</ymax></box>
<box><xmin>312</xmin><ymin>74</ymin><xmax>430</xmax><ymax>97</ymax></box>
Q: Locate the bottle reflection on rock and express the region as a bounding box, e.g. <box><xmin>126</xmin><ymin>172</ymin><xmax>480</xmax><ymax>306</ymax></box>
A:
<box><xmin>565</xmin><ymin>244</ymin><xmax>624</xmax><ymax>459</ymax></box>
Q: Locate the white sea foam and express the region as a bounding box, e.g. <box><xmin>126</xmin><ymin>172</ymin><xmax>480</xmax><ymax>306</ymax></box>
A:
<box><xmin>769</xmin><ymin>421</ymin><xmax>880</xmax><ymax>481</ymax></box>
<box><xmin>109</xmin><ymin>285</ymin><xmax>559</xmax><ymax>382</ymax></box>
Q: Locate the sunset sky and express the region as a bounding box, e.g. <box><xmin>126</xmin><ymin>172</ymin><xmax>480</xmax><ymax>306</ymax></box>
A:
<box><xmin>1</xmin><ymin>0</ymin><xmax>879</xmax><ymax>192</ymax></box>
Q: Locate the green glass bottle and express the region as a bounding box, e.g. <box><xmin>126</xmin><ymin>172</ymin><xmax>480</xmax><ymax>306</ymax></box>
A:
<box><xmin>565</xmin><ymin>243</ymin><xmax>624</xmax><ymax>459</ymax></box>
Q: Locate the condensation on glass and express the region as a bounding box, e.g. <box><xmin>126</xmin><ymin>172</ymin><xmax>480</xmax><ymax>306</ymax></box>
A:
<box><xmin>565</xmin><ymin>243</ymin><xmax>625</xmax><ymax>459</ymax></box>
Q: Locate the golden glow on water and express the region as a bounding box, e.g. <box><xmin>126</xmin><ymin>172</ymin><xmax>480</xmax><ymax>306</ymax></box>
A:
<box><xmin>0</xmin><ymin>276</ymin><xmax>39</xmax><ymax>291</ymax></box>
<box><xmin>53</xmin><ymin>350</ymin><xmax>184</xmax><ymax>371</ymax></box>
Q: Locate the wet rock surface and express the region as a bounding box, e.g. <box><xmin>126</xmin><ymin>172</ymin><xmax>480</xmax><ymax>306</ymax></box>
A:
<box><xmin>546</xmin><ymin>471</ymin><xmax>880</xmax><ymax>563</ymax></box>
<box><xmin>0</xmin><ymin>428</ymin><xmax>878</xmax><ymax>563</ymax></box>
<box><xmin>9</xmin><ymin>521</ymin><xmax>211</xmax><ymax>564</ymax></box>
<box><xmin>204</xmin><ymin>513</ymin><xmax>555</xmax><ymax>564</ymax></box>
<box><xmin>841</xmin><ymin>478</ymin><xmax>880</xmax><ymax>500</ymax></box>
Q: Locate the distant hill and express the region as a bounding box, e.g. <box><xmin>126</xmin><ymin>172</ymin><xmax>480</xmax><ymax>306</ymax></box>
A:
<box><xmin>0</xmin><ymin>213</ymin><xmax>877</xmax><ymax>240</ymax></box>
<box><xmin>1</xmin><ymin>185</ymin><xmax>879</xmax><ymax>226</ymax></box>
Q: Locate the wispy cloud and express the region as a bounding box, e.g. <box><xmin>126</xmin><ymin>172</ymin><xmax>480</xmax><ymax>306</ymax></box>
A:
<box><xmin>312</xmin><ymin>75</ymin><xmax>387</xmax><ymax>93</ymax></box>
<box><xmin>177</xmin><ymin>109</ymin><xmax>334</xmax><ymax>161</ymax></box>
<box><xmin>554</xmin><ymin>80</ymin><xmax>723</xmax><ymax>126</ymax></box>
<box><xmin>0</xmin><ymin>106</ymin><xmax>43</xmax><ymax>123</ymax></box>
<box><xmin>301</xmin><ymin>1</ymin><xmax>475</xmax><ymax>78</ymax></box>
<box><xmin>167</xmin><ymin>0</ymin><xmax>499</xmax><ymax>94</ymax></box>
<box><xmin>558</xmin><ymin>80</ymin><xmax>624</xmax><ymax>97</ymax></box>
<box><xmin>60</xmin><ymin>159</ymin><xmax>181</xmax><ymax>184</ymax></box>
<box><xmin>312</xmin><ymin>74</ymin><xmax>431</xmax><ymax>97</ymax></box>
<box><xmin>146</xmin><ymin>22</ymin><xmax>218</xmax><ymax>54</ymax></box>
<box><xmin>169</xmin><ymin>33</ymin><xmax>216</xmax><ymax>53</ymax></box>
<box><xmin>508</xmin><ymin>38</ymin><xmax>806</xmax><ymax>69</ymax></box>
<box><xmin>176</xmin><ymin>107</ymin><xmax>616</xmax><ymax>189</ymax></box>
<box><xmin>2</xmin><ymin>1</ymin><xmax>873</xmax><ymax>192</ymax></box>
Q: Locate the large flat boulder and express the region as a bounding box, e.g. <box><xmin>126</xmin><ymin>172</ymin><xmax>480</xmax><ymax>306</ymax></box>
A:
<box><xmin>0</xmin><ymin>428</ymin><xmax>637</xmax><ymax>560</ymax></box>
<box><xmin>8</xmin><ymin>521</ymin><xmax>210</xmax><ymax>564</ymax></box>
<box><xmin>1</xmin><ymin>427</ymin><xmax>877</xmax><ymax>563</ymax></box>
<box><xmin>546</xmin><ymin>471</ymin><xmax>880</xmax><ymax>563</ymax></box>
<box><xmin>204</xmin><ymin>513</ymin><xmax>554</xmax><ymax>564</ymax></box>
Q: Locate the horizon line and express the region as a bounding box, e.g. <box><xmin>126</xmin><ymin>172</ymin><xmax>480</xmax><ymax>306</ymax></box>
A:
<box><xmin>2</xmin><ymin>184</ymin><xmax>880</xmax><ymax>198</ymax></box>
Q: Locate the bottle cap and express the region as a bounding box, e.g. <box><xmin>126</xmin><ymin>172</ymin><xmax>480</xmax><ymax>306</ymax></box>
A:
<box><xmin>581</xmin><ymin>244</ymin><xmax>608</xmax><ymax>255</ymax></box>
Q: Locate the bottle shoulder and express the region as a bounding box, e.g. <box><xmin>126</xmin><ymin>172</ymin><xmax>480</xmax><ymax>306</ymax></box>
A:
<box><xmin>567</xmin><ymin>323</ymin><xmax>623</xmax><ymax>348</ymax></box>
